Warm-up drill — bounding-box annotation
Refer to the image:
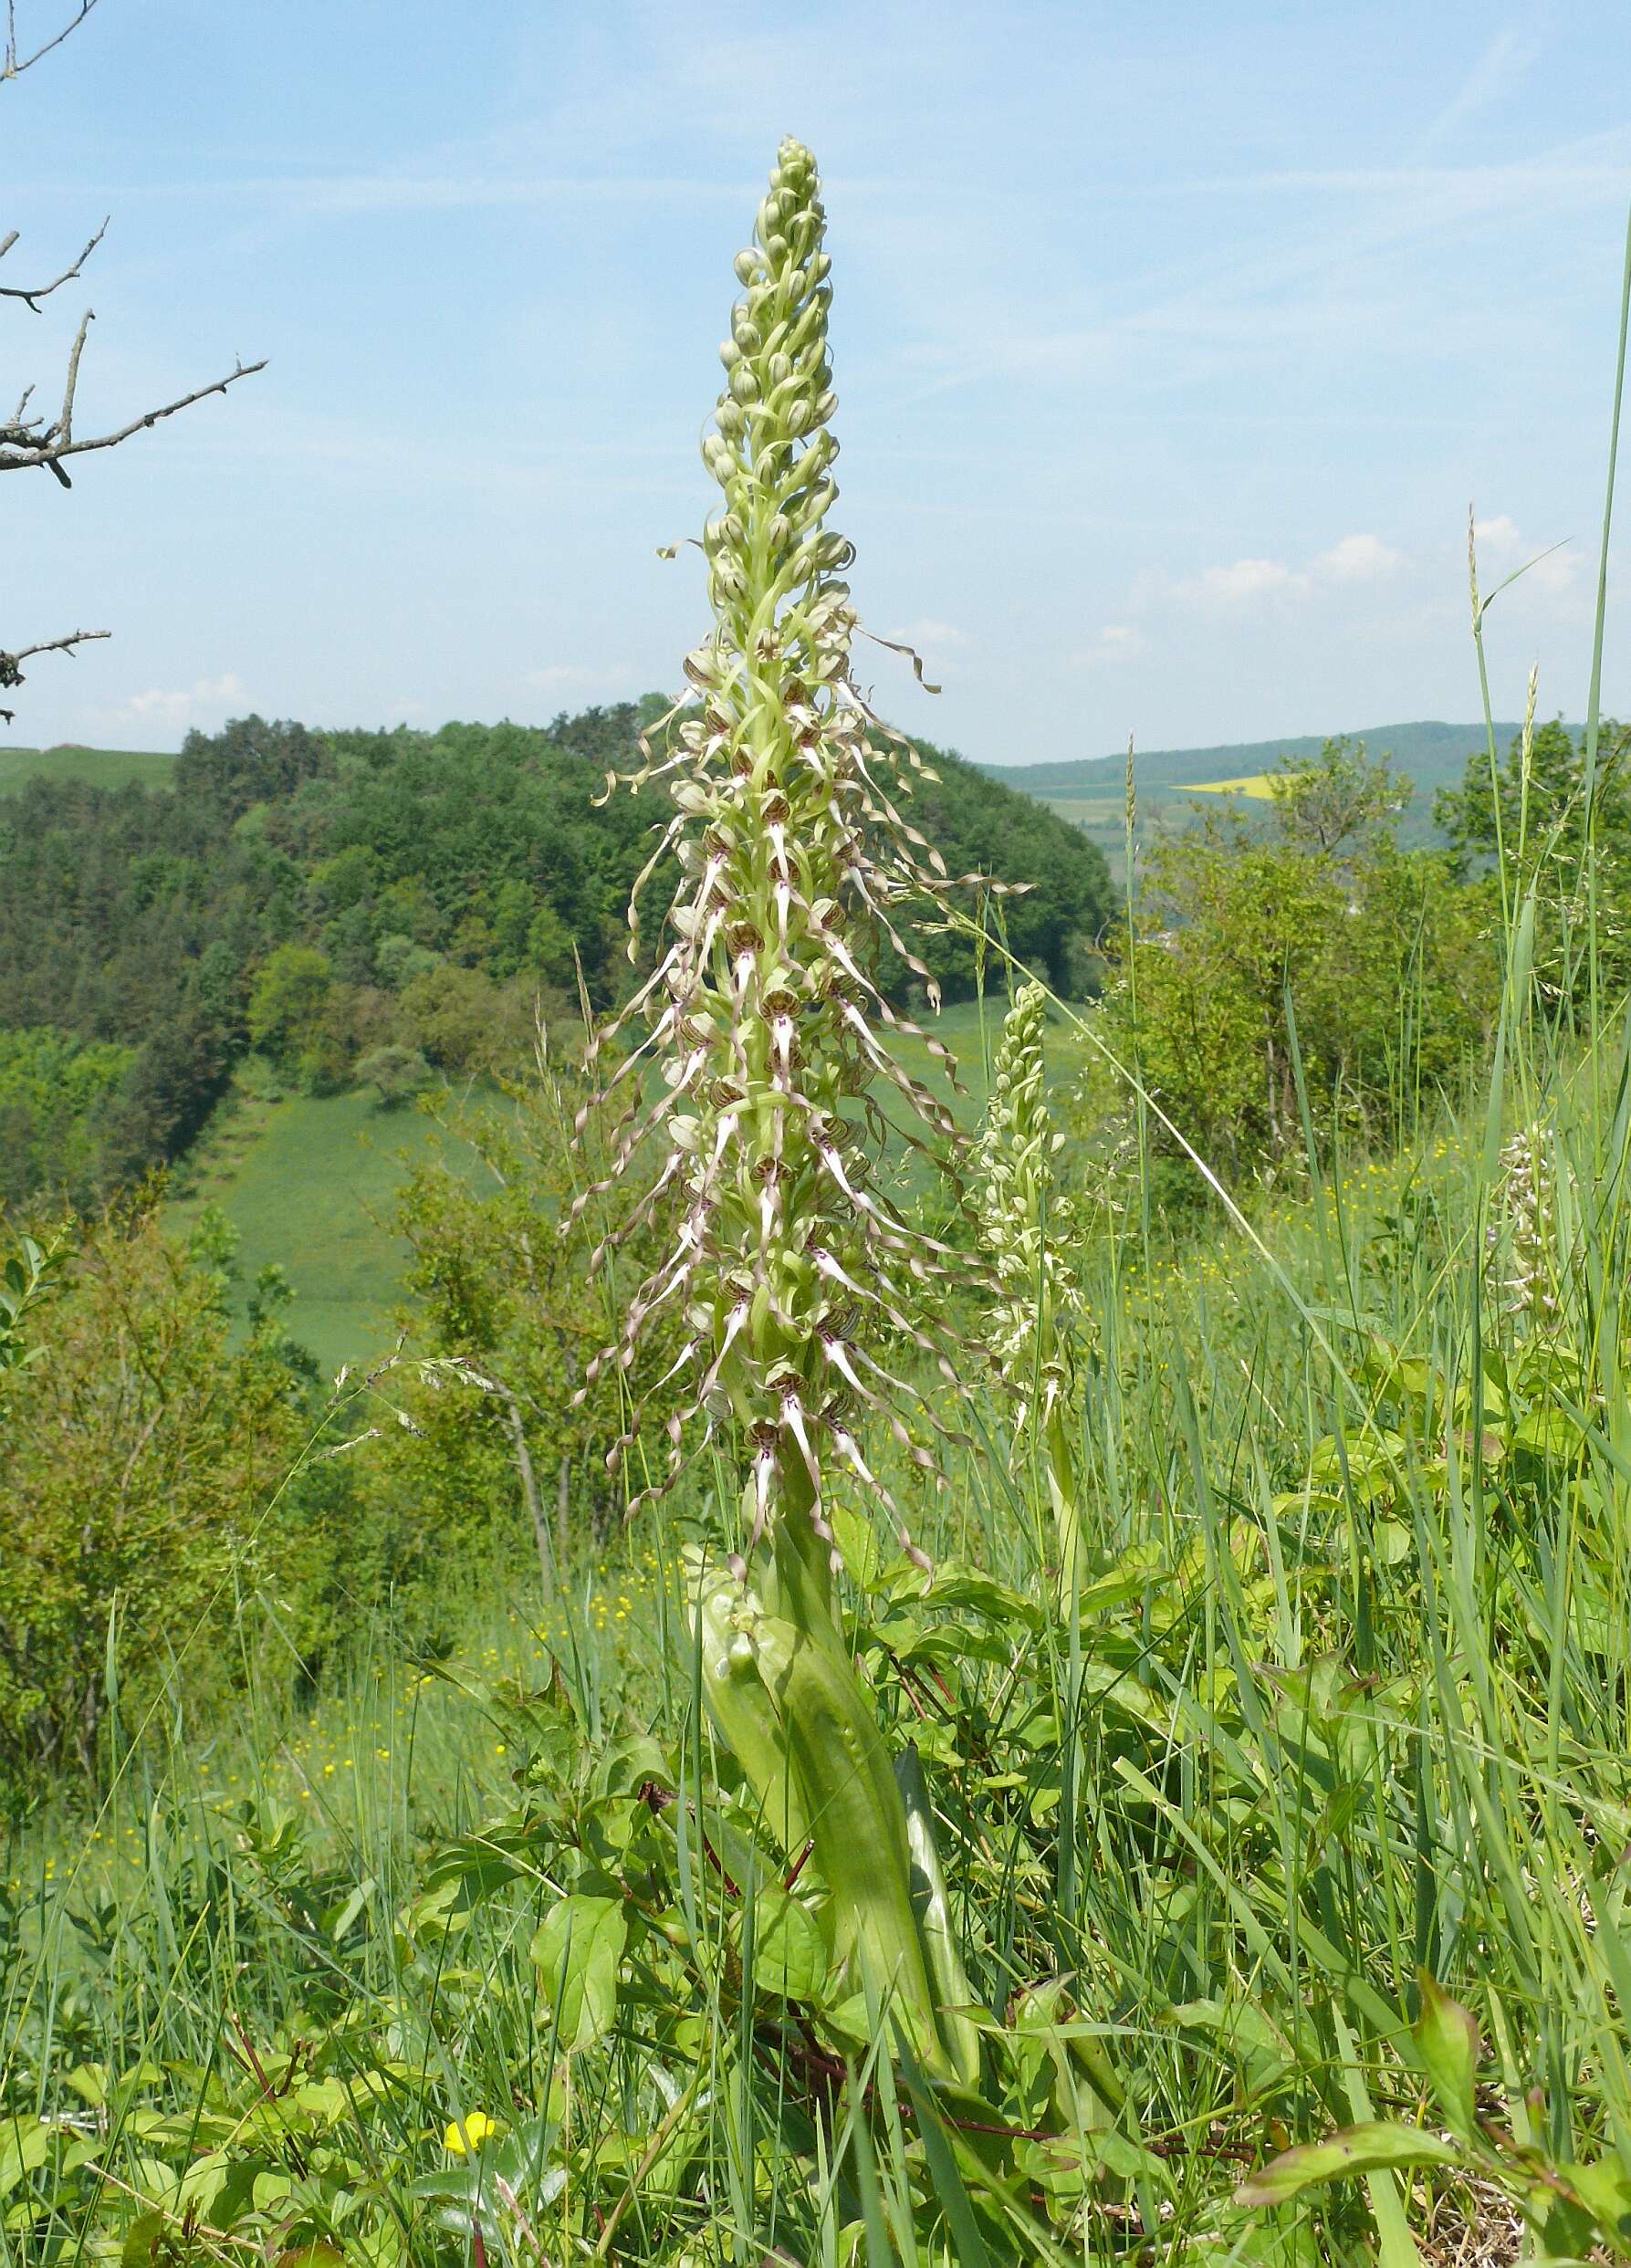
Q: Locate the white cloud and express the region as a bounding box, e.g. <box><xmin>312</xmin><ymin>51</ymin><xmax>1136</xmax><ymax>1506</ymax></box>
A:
<box><xmin>120</xmin><ymin>672</ymin><xmax>246</xmax><ymax>732</ymax></box>
<box><xmin>1139</xmin><ymin>531</ymin><xmax>1406</xmax><ymax>617</ymax></box>
<box><xmin>884</xmin><ymin>617</ymin><xmax>967</xmax><ymax>655</ymax></box>
<box><xmin>1074</xmin><ymin>622</ymin><xmax>1149</xmax><ymax>666</ymax></box>
<box><xmin>1473</xmin><ymin>514</ymin><xmax>1579</xmax><ymax>595</ymax></box>
<box><xmin>1312</xmin><ymin>532</ymin><xmax>1402</xmax><ymax>583</ymax></box>
<box><xmin>1195</xmin><ymin>556</ymin><xmax>1297</xmax><ymax>603</ymax></box>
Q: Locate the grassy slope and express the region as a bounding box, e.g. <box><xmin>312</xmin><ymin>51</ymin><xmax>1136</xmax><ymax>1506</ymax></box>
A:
<box><xmin>165</xmin><ymin>1082</ymin><xmax>499</xmax><ymax>1377</ymax></box>
<box><xmin>0</xmin><ymin>743</ymin><xmax>175</xmax><ymax>795</ymax></box>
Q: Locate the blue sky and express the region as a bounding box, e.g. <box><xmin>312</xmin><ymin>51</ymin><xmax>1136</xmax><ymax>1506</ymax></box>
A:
<box><xmin>5</xmin><ymin>0</ymin><xmax>1629</xmax><ymax>765</ymax></box>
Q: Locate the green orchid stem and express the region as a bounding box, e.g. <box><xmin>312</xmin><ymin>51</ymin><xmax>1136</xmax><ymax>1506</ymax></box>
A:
<box><xmin>1045</xmin><ymin>1400</ymin><xmax>1084</xmax><ymax>1607</ymax></box>
<box><xmin>691</xmin><ymin>1462</ymin><xmax>975</xmax><ymax>2088</ymax></box>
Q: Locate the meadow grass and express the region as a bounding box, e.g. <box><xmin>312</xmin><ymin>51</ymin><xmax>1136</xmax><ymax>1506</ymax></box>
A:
<box><xmin>0</xmin><ymin>745</ymin><xmax>173</xmax><ymax>797</ymax></box>
<box><xmin>164</xmin><ymin>1077</ymin><xmax>504</xmax><ymax>1376</ymax></box>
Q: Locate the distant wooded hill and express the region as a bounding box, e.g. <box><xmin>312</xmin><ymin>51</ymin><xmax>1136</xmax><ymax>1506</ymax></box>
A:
<box><xmin>988</xmin><ymin>721</ymin><xmax>1578</xmax><ymax>848</ymax></box>
<box><xmin>980</xmin><ymin>720</ymin><xmax>1573</xmax><ymax>868</ymax></box>
<box><xmin>985</xmin><ymin>720</ymin><xmax>1538</xmax><ymax>799</ymax></box>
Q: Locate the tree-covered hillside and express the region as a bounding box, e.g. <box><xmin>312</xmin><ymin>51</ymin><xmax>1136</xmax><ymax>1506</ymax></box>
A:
<box><xmin>0</xmin><ymin>704</ymin><xmax>1113</xmax><ymax>1206</ymax></box>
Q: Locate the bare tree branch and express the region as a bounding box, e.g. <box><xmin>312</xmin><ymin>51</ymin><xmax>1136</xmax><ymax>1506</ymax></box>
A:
<box><xmin>0</xmin><ymin>624</ymin><xmax>109</xmax><ymax>718</ymax></box>
<box><xmin>1</xmin><ymin>626</ymin><xmax>108</xmax><ymax>673</ymax></box>
<box><xmin>0</xmin><ymin>336</ymin><xmax>267</xmax><ymax>484</ymax></box>
<box><xmin>3</xmin><ymin>0</ymin><xmax>100</xmax><ymax>78</ymax></box>
<box><xmin>0</xmin><ymin>1</ymin><xmax>263</xmax><ymax>724</ymax></box>
<box><xmin>0</xmin><ymin>215</ymin><xmax>107</xmax><ymax>308</ymax></box>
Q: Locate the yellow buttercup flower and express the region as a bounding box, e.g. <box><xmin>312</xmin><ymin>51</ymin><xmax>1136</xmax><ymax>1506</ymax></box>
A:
<box><xmin>444</xmin><ymin>2110</ymin><xmax>496</xmax><ymax>2155</ymax></box>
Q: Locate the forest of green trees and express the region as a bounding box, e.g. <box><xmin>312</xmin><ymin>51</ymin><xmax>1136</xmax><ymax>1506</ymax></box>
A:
<box><xmin>0</xmin><ymin>703</ymin><xmax>1113</xmax><ymax>1207</ymax></box>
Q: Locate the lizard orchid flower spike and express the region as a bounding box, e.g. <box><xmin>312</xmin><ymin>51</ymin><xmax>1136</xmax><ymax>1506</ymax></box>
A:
<box><xmin>578</xmin><ymin>137</ymin><xmax>996</xmax><ymax>1585</ymax></box>
<box><xmin>574</xmin><ymin>138</ymin><xmax>1004</xmax><ymax>2086</ymax></box>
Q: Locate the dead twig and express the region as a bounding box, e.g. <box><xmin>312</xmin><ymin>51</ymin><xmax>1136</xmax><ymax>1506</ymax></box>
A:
<box><xmin>0</xmin><ymin>626</ymin><xmax>108</xmax><ymax>674</ymax></box>
<box><xmin>0</xmin><ymin>624</ymin><xmax>108</xmax><ymax>717</ymax></box>
<box><xmin>3</xmin><ymin>0</ymin><xmax>100</xmax><ymax>78</ymax></box>
<box><xmin>0</xmin><ymin>338</ymin><xmax>267</xmax><ymax>486</ymax></box>
<box><xmin>0</xmin><ymin>215</ymin><xmax>106</xmax><ymax>308</ymax></box>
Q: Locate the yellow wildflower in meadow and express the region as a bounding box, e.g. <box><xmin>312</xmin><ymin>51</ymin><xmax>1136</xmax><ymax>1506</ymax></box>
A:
<box><xmin>444</xmin><ymin>2111</ymin><xmax>497</xmax><ymax>2155</ymax></box>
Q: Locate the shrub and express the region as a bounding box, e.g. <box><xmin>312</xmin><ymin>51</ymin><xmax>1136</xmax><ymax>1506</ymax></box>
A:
<box><xmin>0</xmin><ymin>1027</ymin><xmax>135</xmax><ymax>1206</ymax></box>
<box><xmin>246</xmin><ymin>942</ymin><xmax>333</xmax><ymax>1065</ymax></box>
<box><xmin>398</xmin><ymin>963</ymin><xmax>506</xmax><ymax>1072</ymax></box>
<box><xmin>1102</xmin><ymin>743</ymin><xmax>1500</xmax><ymax>1189</ymax></box>
<box><xmin>357</xmin><ymin>1041</ymin><xmax>434</xmax><ymax>1107</ymax></box>
<box><xmin>0</xmin><ymin>1208</ymin><xmax>310</xmax><ymax>1780</ymax></box>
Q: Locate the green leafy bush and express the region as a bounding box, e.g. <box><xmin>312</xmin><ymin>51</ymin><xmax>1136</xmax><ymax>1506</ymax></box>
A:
<box><xmin>1101</xmin><ymin>739</ymin><xmax>1499</xmax><ymax>1193</ymax></box>
<box><xmin>0</xmin><ymin>1028</ymin><xmax>134</xmax><ymax>1206</ymax></box>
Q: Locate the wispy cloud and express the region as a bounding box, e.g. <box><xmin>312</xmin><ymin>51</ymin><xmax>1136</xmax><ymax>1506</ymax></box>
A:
<box><xmin>1474</xmin><ymin>513</ymin><xmax>1580</xmax><ymax>596</ymax></box>
<box><xmin>279</xmin><ymin>172</ymin><xmax>745</xmax><ymax>217</ymax></box>
<box><xmin>885</xmin><ymin>124</ymin><xmax>1631</xmax><ymax>413</ymax></box>
<box><xmin>1417</xmin><ymin>24</ymin><xmax>1547</xmax><ymax>155</ymax></box>
<box><xmin>117</xmin><ymin>673</ymin><xmax>246</xmax><ymax>732</ymax></box>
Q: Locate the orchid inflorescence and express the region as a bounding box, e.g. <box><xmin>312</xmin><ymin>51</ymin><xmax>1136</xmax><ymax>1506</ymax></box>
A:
<box><xmin>1489</xmin><ymin>1124</ymin><xmax>1564</xmax><ymax>1326</ymax></box>
<box><xmin>575</xmin><ymin>138</ymin><xmax>993</xmax><ymax>1572</ymax></box>
<box><xmin>976</xmin><ymin>979</ymin><xmax>1082</xmax><ymax>1439</ymax></box>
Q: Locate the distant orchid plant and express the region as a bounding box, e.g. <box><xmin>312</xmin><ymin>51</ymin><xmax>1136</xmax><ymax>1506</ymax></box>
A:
<box><xmin>977</xmin><ymin>979</ymin><xmax>1085</xmax><ymax>1595</ymax></box>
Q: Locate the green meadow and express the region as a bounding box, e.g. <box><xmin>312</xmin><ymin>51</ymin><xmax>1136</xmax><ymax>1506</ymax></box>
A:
<box><xmin>0</xmin><ymin>744</ymin><xmax>174</xmax><ymax>796</ymax></box>
<box><xmin>164</xmin><ymin>1080</ymin><xmax>500</xmax><ymax>1376</ymax></box>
